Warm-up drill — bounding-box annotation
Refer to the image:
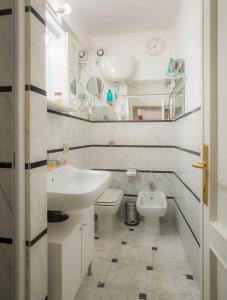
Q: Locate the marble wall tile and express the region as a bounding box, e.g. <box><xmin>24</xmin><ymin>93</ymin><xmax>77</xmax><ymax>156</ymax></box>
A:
<box><xmin>110</xmin><ymin>171</ymin><xmax>175</xmax><ymax>196</ymax></box>
<box><xmin>173</xmin><ymin>176</ymin><xmax>200</xmax><ymax>242</ymax></box>
<box><xmin>174</xmin><ymin>149</ymin><xmax>202</xmax><ymax>199</ymax></box>
<box><xmin>26</xmin><ymin>166</ymin><xmax>47</xmax><ymax>241</ymax></box>
<box><xmin>174</xmin><ymin>110</ymin><xmax>202</xmax><ymax>152</ymax></box>
<box><xmin>49</xmin><ymin>148</ymin><xmax>91</xmax><ymax>169</ymax></box>
<box><xmin>91</xmin><ymin>122</ymin><xmax>175</xmax><ymax>145</ymax></box>
<box><xmin>0</xmin><ymin>13</ymin><xmax>13</xmax><ymax>86</ymax></box>
<box><xmin>91</xmin><ymin>147</ymin><xmax>175</xmax><ymax>171</ymax></box>
<box><xmin>0</xmin><ymin>93</ymin><xmax>13</xmax><ymax>162</ymax></box>
<box><xmin>174</xmin><ymin>203</ymin><xmax>200</xmax><ymax>285</ymax></box>
<box><xmin>0</xmin><ymin>244</ymin><xmax>13</xmax><ymax>299</ymax></box>
<box><xmin>47</xmin><ymin>113</ymin><xmax>91</xmax><ymax>150</ymax></box>
<box><xmin>25</xmin><ymin>10</ymin><xmax>46</xmax><ymax>90</ymax></box>
<box><xmin>0</xmin><ymin>1</ymin><xmax>12</xmax><ymax>9</ymax></box>
<box><xmin>26</xmin><ymin>92</ymin><xmax>47</xmax><ymax>163</ymax></box>
<box><xmin>26</xmin><ymin>235</ymin><xmax>48</xmax><ymax>300</ymax></box>
<box><xmin>0</xmin><ymin>169</ymin><xmax>13</xmax><ymax>238</ymax></box>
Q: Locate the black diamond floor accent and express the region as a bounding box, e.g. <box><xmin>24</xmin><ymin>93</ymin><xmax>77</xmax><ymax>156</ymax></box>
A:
<box><xmin>186</xmin><ymin>274</ymin><xmax>194</xmax><ymax>280</ymax></box>
<box><xmin>121</xmin><ymin>241</ymin><xmax>127</xmax><ymax>245</ymax></box>
<box><xmin>152</xmin><ymin>246</ymin><xmax>158</xmax><ymax>251</ymax></box>
<box><xmin>97</xmin><ymin>282</ymin><xmax>105</xmax><ymax>288</ymax></box>
<box><xmin>111</xmin><ymin>258</ymin><xmax>118</xmax><ymax>263</ymax></box>
<box><xmin>129</xmin><ymin>228</ymin><xmax>134</xmax><ymax>231</ymax></box>
<box><xmin>146</xmin><ymin>266</ymin><xmax>153</xmax><ymax>271</ymax></box>
<box><xmin>139</xmin><ymin>293</ymin><xmax>147</xmax><ymax>299</ymax></box>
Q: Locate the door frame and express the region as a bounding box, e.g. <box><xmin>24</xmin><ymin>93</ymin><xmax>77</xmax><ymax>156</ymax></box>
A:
<box><xmin>14</xmin><ymin>0</ymin><xmax>26</xmax><ymax>299</ymax></box>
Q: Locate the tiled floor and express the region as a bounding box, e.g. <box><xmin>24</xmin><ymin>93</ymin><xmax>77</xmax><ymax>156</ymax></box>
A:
<box><xmin>75</xmin><ymin>220</ymin><xmax>200</xmax><ymax>300</ymax></box>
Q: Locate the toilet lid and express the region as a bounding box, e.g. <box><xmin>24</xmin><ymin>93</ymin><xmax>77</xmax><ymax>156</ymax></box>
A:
<box><xmin>96</xmin><ymin>189</ymin><xmax>123</xmax><ymax>205</ymax></box>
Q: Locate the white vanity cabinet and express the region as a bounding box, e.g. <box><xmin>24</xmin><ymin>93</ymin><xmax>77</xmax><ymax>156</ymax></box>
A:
<box><xmin>48</xmin><ymin>206</ymin><xmax>94</xmax><ymax>300</ymax></box>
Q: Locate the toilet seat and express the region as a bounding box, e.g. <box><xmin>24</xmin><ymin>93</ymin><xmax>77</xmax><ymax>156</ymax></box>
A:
<box><xmin>95</xmin><ymin>189</ymin><xmax>123</xmax><ymax>206</ymax></box>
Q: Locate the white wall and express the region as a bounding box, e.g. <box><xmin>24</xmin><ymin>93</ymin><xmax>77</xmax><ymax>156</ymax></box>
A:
<box><xmin>91</xmin><ymin>31</ymin><xmax>176</xmax><ymax>82</ymax></box>
<box><xmin>175</xmin><ymin>0</ymin><xmax>203</xmax><ymax>111</ymax></box>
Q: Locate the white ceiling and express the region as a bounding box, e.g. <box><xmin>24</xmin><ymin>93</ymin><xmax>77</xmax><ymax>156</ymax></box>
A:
<box><xmin>52</xmin><ymin>0</ymin><xmax>182</xmax><ymax>39</ymax></box>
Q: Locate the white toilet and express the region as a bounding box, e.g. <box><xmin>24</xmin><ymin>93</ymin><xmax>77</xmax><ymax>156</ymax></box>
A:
<box><xmin>94</xmin><ymin>188</ymin><xmax>124</xmax><ymax>234</ymax></box>
<box><xmin>136</xmin><ymin>190</ymin><xmax>167</xmax><ymax>235</ymax></box>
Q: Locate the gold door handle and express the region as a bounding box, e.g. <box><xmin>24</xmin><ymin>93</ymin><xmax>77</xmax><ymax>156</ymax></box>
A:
<box><xmin>192</xmin><ymin>162</ymin><xmax>206</xmax><ymax>169</ymax></box>
<box><xmin>192</xmin><ymin>145</ymin><xmax>209</xmax><ymax>206</ymax></box>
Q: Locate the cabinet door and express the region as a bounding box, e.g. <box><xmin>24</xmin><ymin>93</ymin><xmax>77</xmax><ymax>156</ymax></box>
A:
<box><xmin>62</xmin><ymin>225</ymin><xmax>82</xmax><ymax>300</ymax></box>
<box><xmin>81</xmin><ymin>206</ymin><xmax>94</xmax><ymax>277</ymax></box>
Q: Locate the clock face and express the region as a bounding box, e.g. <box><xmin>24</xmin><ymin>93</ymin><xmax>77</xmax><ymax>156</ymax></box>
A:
<box><xmin>146</xmin><ymin>38</ymin><xmax>165</xmax><ymax>56</ymax></box>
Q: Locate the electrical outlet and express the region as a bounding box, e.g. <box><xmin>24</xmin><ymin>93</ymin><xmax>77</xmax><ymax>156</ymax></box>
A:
<box><xmin>63</xmin><ymin>144</ymin><xmax>69</xmax><ymax>153</ymax></box>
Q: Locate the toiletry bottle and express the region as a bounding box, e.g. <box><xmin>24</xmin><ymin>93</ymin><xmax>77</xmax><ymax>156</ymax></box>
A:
<box><xmin>107</xmin><ymin>89</ymin><xmax>113</xmax><ymax>103</ymax></box>
<box><xmin>168</xmin><ymin>58</ymin><xmax>174</xmax><ymax>74</ymax></box>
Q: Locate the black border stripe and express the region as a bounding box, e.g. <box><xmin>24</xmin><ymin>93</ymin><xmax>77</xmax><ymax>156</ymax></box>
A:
<box><xmin>25</xmin><ymin>85</ymin><xmax>47</xmax><ymax>96</ymax></box>
<box><xmin>47</xmin><ymin>148</ymin><xmax>64</xmax><ymax>154</ymax></box>
<box><xmin>124</xmin><ymin>194</ymin><xmax>138</xmax><ymax>197</ymax></box>
<box><xmin>0</xmin><ymin>9</ymin><xmax>12</xmax><ymax>16</ymax></box>
<box><xmin>174</xmin><ymin>198</ymin><xmax>200</xmax><ymax>247</ymax></box>
<box><xmin>25</xmin><ymin>160</ymin><xmax>47</xmax><ymax>169</ymax></box>
<box><xmin>175</xmin><ymin>146</ymin><xmax>200</xmax><ymax>156</ymax></box>
<box><xmin>174</xmin><ymin>172</ymin><xmax>200</xmax><ymax>202</ymax></box>
<box><xmin>92</xmin><ymin>119</ymin><xmax>174</xmax><ymax>123</ymax></box>
<box><xmin>47</xmin><ymin>145</ymin><xmax>91</xmax><ymax>153</ymax></box>
<box><xmin>175</xmin><ymin>107</ymin><xmax>201</xmax><ymax>121</ymax></box>
<box><xmin>0</xmin><ymin>162</ymin><xmax>12</xmax><ymax>169</ymax></box>
<box><xmin>124</xmin><ymin>194</ymin><xmax>175</xmax><ymax>200</ymax></box>
<box><xmin>92</xmin><ymin>144</ymin><xmax>175</xmax><ymax>148</ymax></box>
<box><xmin>70</xmin><ymin>145</ymin><xmax>91</xmax><ymax>150</ymax></box>
<box><xmin>0</xmin><ymin>86</ymin><xmax>12</xmax><ymax>92</ymax></box>
<box><xmin>47</xmin><ymin>144</ymin><xmax>200</xmax><ymax>156</ymax></box>
<box><xmin>26</xmin><ymin>228</ymin><xmax>47</xmax><ymax>247</ymax></box>
<box><xmin>92</xmin><ymin>168</ymin><xmax>174</xmax><ymax>174</ymax></box>
<box><xmin>25</xmin><ymin>5</ymin><xmax>46</xmax><ymax>26</ymax></box>
<box><xmin>0</xmin><ymin>237</ymin><xmax>13</xmax><ymax>244</ymax></box>
<box><xmin>47</xmin><ymin>106</ymin><xmax>200</xmax><ymax>123</ymax></box>
<box><xmin>47</xmin><ymin>109</ymin><xmax>91</xmax><ymax>123</ymax></box>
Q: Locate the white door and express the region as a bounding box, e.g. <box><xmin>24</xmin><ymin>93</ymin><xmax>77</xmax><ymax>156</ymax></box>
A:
<box><xmin>203</xmin><ymin>0</ymin><xmax>227</xmax><ymax>299</ymax></box>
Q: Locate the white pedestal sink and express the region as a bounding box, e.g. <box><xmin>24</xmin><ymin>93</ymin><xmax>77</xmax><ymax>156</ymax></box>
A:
<box><xmin>47</xmin><ymin>165</ymin><xmax>112</xmax><ymax>211</ymax></box>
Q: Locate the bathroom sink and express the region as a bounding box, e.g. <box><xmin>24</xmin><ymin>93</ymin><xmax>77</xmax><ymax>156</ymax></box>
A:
<box><xmin>47</xmin><ymin>165</ymin><xmax>112</xmax><ymax>211</ymax></box>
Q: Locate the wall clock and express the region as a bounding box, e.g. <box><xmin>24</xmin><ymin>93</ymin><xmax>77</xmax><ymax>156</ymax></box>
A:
<box><xmin>146</xmin><ymin>37</ymin><xmax>165</xmax><ymax>56</ymax></box>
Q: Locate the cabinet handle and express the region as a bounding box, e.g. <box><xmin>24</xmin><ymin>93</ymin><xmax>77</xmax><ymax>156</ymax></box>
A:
<box><xmin>82</xmin><ymin>224</ymin><xmax>87</xmax><ymax>227</ymax></box>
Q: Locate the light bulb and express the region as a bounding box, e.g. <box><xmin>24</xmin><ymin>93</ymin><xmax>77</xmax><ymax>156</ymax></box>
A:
<box><xmin>56</xmin><ymin>3</ymin><xmax>71</xmax><ymax>15</ymax></box>
<box><xmin>62</xmin><ymin>3</ymin><xmax>71</xmax><ymax>15</ymax></box>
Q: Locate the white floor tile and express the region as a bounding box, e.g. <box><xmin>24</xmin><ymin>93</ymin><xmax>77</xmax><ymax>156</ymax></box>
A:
<box><xmin>75</xmin><ymin>219</ymin><xmax>200</xmax><ymax>300</ymax></box>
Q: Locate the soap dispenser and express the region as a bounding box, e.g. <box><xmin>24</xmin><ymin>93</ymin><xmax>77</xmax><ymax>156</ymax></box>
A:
<box><xmin>107</xmin><ymin>89</ymin><xmax>113</xmax><ymax>104</ymax></box>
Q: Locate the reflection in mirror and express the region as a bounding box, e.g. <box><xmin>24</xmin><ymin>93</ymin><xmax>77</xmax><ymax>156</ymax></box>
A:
<box><xmin>91</xmin><ymin>77</ymin><xmax>185</xmax><ymax>121</ymax></box>
<box><xmin>87</xmin><ymin>77</ymin><xmax>104</xmax><ymax>97</ymax></box>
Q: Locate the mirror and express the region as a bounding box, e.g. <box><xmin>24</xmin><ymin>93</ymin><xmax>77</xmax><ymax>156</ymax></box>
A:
<box><xmin>87</xmin><ymin>77</ymin><xmax>104</xmax><ymax>97</ymax></box>
<box><xmin>91</xmin><ymin>78</ymin><xmax>185</xmax><ymax>121</ymax></box>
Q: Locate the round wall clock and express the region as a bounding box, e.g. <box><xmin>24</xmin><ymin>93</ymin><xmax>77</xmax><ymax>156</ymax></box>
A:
<box><xmin>146</xmin><ymin>37</ymin><xmax>165</xmax><ymax>56</ymax></box>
